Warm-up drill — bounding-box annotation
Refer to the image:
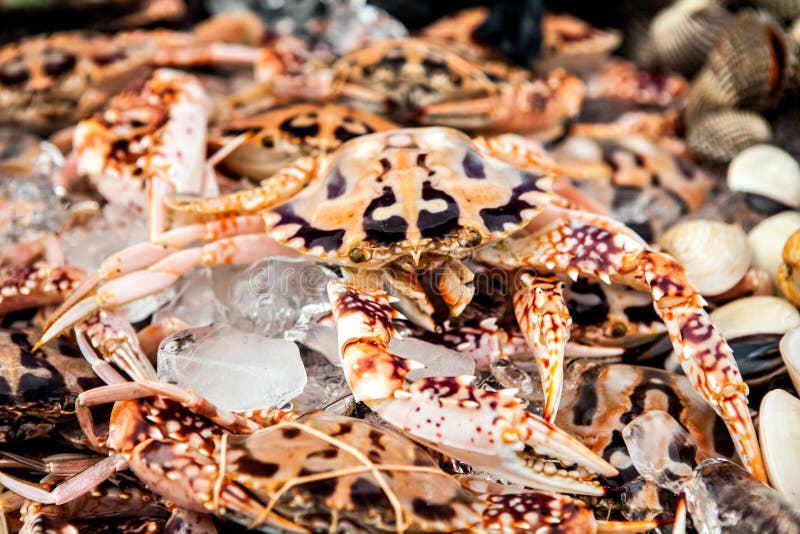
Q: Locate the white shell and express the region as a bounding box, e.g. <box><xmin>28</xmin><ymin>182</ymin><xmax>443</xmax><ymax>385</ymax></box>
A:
<box><xmin>748</xmin><ymin>211</ymin><xmax>800</xmax><ymax>284</ymax></box>
<box><xmin>758</xmin><ymin>388</ymin><xmax>800</xmax><ymax>506</ymax></box>
<box><xmin>710</xmin><ymin>295</ymin><xmax>800</xmax><ymax>340</ymax></box>
<box><xmin>728</xmin><ymin>144</ymin><xmax>800</xmax><ymax>208</ymax></box>
<box><xmin>659</xmin><ymin>220</ymin><xmax>751</xmax><ymax>295</ymax></box>
<box><xmin>780</xmin><ymin>327</ymin><xmax>800</xmax><ymax>395</ymax></box>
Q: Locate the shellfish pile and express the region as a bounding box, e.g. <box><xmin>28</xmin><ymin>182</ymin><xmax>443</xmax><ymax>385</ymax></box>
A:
<box><xmin>0</xmin><ymin>0</ymin><xmax>799</xmax><ymax>532</ymax></box>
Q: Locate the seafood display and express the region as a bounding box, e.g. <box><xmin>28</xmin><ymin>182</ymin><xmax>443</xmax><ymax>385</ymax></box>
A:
<box><xmin>0</xmin><ymin>0</ymin><xmax>800</xmax><ymax>532</ymax></box>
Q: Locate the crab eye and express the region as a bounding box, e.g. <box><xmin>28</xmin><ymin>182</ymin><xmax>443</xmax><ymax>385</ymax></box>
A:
<box><xmin>349</xmin><ymin>248</ymin><xmax>369</xmax><ymax>263</ymax></box>
<box><xmin>0</xmin><ymin>56</ymin><xmax>29</xmax><ymax>86</ymax></box>
<box><xmin>261</xmin><ymin>135</ymin><xmax>275</xmax><ymax>149</ymax></box>
<box><xmin>43</xmin><ymin>49</ymin><xmax>76</xmax><ymax>77</ymax></box>
<box><xmin>459</xmin><ymin>227</ymin><xmax>483</xmax><ymax>248</ymax></box>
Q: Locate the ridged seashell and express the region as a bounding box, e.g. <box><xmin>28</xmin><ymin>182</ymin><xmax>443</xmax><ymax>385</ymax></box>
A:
<box><xmin>728</xmin><ymin>144</ymin><xmax>800</xmax><ymax>211</ymax></box>
<box><xmin>685</xmin><ymin>11</ymin><xmax>792</xmax><ymax>122</ymax></box>
<box><xmin>748</xmin><ymin>212</ymin><xmax>800</xmax><ymax>285</ymax></box>
<box><xmin>710</xmin><ymin>295</ymin><xmax>800</xmax><ymax>340</ymax></box>
<box><xmin>650</xmin><ymin>0</ymin><xmax>732</xmax><ymax>76</ymax></box>
<box><xmin>687</xmin><ymin>110</ymin><xmax>772</xmax><ymax>163</ymax></box>
<box><xmin>778</xmin><ymin>227</ymin><xmax>800</xmax><ymax>306</ymax></box>
<box><xmin>659</xmin><ymin>220</ymin><xmax>751</xmax><ymax>296</ymax></box>
<box><xmin>759</xmin><ymin>388</ymin><xmax>800</xmax><ymax>506</ymax></box>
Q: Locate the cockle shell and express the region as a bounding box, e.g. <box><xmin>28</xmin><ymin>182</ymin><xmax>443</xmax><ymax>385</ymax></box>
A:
<box><xmin>710</xmin><ymin>295</ymin><xmax>800</xmax><ymax>340</ymax></box>
<box><xmin>687</xmin><ymin>110</ymin><xmax>772</xmax><ymax>163</ymax></box>
<box><xmin>729</xmin><ymin>144</ymin><xmax>800</xmax><ymax>211</ymax></box>
<box><xmin>759</xmin><ymin>388</ymin><xmax>800</xmax><ymax>506</ymax></box>
<box><xmin>685</xmin><ymin>11</ymin><xmax>792</xmax><ymax>123</ymax></box>
<box><xmin>650</xmin><ymin>0</ymin><xmax>732</xmax><ymax>76</ymax></box>
<box><xmin>659</xmin><ymin>219</ymin><xmax>751</xmax><ymax>296</ymax></box>
<box><xmin>748</xmin><ymin>212</ymin><xmax>800</xmax><ymax>285</ymax></box>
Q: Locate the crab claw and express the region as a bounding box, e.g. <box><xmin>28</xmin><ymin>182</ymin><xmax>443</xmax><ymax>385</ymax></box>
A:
<box><xmin>330</xmin><ymin>276</ymin><xmax>616</xmax><ymax>494</ymax></box>
<box><xmin>372</xmin><ymin>376</ymin><xmax>617</xmax><ymax>496</ymax></box>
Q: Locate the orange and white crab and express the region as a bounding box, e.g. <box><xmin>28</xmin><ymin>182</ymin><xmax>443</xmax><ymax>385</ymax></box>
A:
<box><xmin>37</xmin><ymin>127</ymin><xmax>766</xmax><ymax>489</ymax></box>
<box><xmin>253</xmin><ymin>37</ymin><xmax>586</xmax><ymax>134</ymax></box>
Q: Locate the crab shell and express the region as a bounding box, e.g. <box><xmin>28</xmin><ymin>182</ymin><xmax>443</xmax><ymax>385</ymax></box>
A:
<box><xmin>262</xmin><ymin>127</ymin><xmax>554</xmax><ymax>268</ymax></box>
<box><xmin>212</xmin><ymin>103</ymin><xmax>398</xmax><ymax>180</ymax></box>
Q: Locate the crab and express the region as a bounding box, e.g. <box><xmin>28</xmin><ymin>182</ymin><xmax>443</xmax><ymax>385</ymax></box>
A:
<box><xmin>0</xmin><ymin>12</ymin><xmax>265</xmax><ymax>132</ymax></box>
<box><xmin>0</xmin><ymin>315</ymin><xmax>627</xmax><ymax>533</ymax></box>
<box><xmin>0</xmin><ymin>366</ymin><xmax>621</xmax><ymax>533</ymax></box>
<box><xmin>61</xmin><ymin>68</ymin><xmax>217</xmax><ymax>241</ymax></box>
<box><xmin>253</xmin><ymin>37</ymin><xmax>586</xmax><ymax>134</ymax></box>
<box><xmin>37</xmin><ymin>127</ymin><xmax>765</xmax><ymax>486</ymax></box>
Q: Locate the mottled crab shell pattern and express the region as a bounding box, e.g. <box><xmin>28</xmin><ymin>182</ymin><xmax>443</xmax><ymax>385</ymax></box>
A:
<box><xmin>332</xmin><ymin>39</ymin><xmax>494</xmax><ymax>114</ymax></box>
<box><xmin>0</xmin><ymin>328</ymin><xmax>103</xmax><ymax>441</ymax></box>
<box><xmin>263</xmin><ymin>128</ymin><xmax>554</xmax><ymax>267</ymax></box>
<box><xmin>226</xmin><ymin>412</ymin><xmax>483</xmax><ymax>532</ymax></box>
<box><xmin>213</xmin><ymin>103</ymin><xmax>398</xmax><ymax>179</ymax></box>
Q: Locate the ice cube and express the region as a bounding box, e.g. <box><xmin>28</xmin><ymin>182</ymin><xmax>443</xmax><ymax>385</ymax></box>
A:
<box><xmin>288</xmin><ymin>321</ymin><xmax>339</xmax><ymax>365</ymax></box>
<box><xmin>0</xmin><ymin>134</ymin><xmax>66</xmax><ymax>245</ymax></box>
<box><xmin>292</xmin><ymin>348</ymin><xmax>350</xmax><ymax>413</ymax></box>
<box><xmin>153</xmin><ymin>267</ymin><xmax>228</xmax><ymax>327</ymax></box>
<box><xmin>157</xmin><ymin>324</ymin><xmax>307</xmax><ymax>412</ymax></box>
<box><xmin>62</xmin><ymin>204</ymin><xmax>148</xmax><ymax>272</ymax></box>
<box><xmin>221</xmin><ymin>258</ymin><xmax>336</xmax><ymax>337</ymax></box>
<box><xmin>396</xmin><ymin>336</ymin><xmax>475</xmax><ymax>381</ymax></box>
<box><xmin>622</xmin><ymin>410</ymin><xmax>695</xmax><ymax>494</ymax></box>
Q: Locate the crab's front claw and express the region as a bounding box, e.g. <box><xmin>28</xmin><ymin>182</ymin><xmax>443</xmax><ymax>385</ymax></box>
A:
<box><xmin>372</xmin><ymin>376</ymin><xmax>616</xmax><ymax>495</ymax></box>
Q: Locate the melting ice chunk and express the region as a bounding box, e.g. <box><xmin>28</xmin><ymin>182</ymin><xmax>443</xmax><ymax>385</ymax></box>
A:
<box><xmin>157</xmin><ymin>324</ymin><xmax>307</xmax><ymax>412</ymax></box>
<box><xmin>153</xmin><ymin>267</ymin><xmax>228</xmax><ymax>327</ymax></box>
<box><xmin>622</xmin><ymin>410</ymin><xmax>695</xmax><ymax>494</ymax></box>
<box><xmin>220</xmin><ymin>258</ymin><xmax>335</xmax><ymax>337</ymax></box>
<box><xmin>62</xmin><ymin>204</ymin><xmax>148</xmax><ymax>273</ymax></box>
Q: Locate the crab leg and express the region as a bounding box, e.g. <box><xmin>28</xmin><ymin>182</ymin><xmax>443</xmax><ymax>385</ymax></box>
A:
<box><xmin>328</xmin><ymin>272</ymin><xmax>617</xmax><ymax>495</ymax></box>
<box><xmin>477</xmin><ymin>206</ymin><xmax>767</xmax><ymax>482</ymax></box>
<box><xmin>37</xmin><ymin>233</ymin><xmax>283</xmax><ymax>348</ymax></box>
<box><xmin>474</xmin><ymin>133</ymin><xmax>612</xmax><ymax>180</ymax></box>
<box><xmin>0</xmin><ymin>454</ymin><xmax>128</xmax><ymax>506</ymax></box>
<box><xmin>167</xmin><ymin>156</ymin><xmax>325</xmax><ymax>215</ymax></box>
<box><xmin>513</xmin><ymin>272</ymin><xmax>571</xmax><ymax>422</ymax></box>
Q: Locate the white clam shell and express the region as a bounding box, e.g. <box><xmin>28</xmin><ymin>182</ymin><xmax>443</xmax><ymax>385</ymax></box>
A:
<box><xmin>758</xmin><ymin>388</ymin><xmax>800</xmax><ymax>506</ymax></box>
<box><xmin>748</xmin><ymin>211</ymin><xmax>800</xmax><ymax>284</ymax></box>
<box><xmin>711</xmin><ymin>295</ymin><xmax>800</xmax><ymax>340</ymax></box>
<box><xmin>659</xmin><ymin>219</ymin><xmax>751</xmax><ymax>295</ymax></box>
<box><xmin>728</xmin><ymin>144</ymin><xmax>800</xmax><ymax>208</ymax></box>
<box><xmin>780</xmin><ymin>327</ymin><xmax>800</xmax><ymax>395</ymax></box>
